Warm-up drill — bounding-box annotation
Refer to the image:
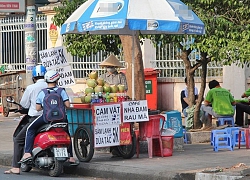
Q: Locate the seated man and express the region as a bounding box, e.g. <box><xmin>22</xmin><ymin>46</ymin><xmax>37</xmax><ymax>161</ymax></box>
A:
<box><xmin>235</xmin><ymin>88</ymin><xmax>250</xmax><ymax>126</ymax></box>
<box><xmin>201</xmin><ymin>80</ymin><xmax>236</xmax><ymax>127</ymax></box>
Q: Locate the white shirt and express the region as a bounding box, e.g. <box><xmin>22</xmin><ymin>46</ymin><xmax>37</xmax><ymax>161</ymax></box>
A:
<box><xmin>20</xmin><ymin>79</ymin><xmax>47</xmax><ymax>116</ymax></box>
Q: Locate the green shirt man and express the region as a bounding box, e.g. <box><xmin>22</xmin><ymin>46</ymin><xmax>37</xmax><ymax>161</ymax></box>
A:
<box><xmin>202</xmin><ymin>80</ymin><xmax>236</xmax><ymax>117</ymax></box>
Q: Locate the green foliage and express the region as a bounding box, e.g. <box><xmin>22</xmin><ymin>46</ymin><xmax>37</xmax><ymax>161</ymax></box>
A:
<box><xmin>183</xmin><ymin>0</ymin><xmax>250</xmax><ymax>66</ymax></box>
<box><xmin>53</xmin><ymin>0</ymin><xmax>121</xmax><ymax>57</ymax></box>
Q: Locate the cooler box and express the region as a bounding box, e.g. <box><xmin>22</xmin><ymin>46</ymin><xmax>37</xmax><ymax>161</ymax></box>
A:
<box><xmin>153</xmin><ymin>136</ymin><xmax>173</xmax><ymax>157</ymax></box>
<box><xmin>164</xmin><ymin>111</ymin><xmax>183</xmax><ymax>138</ymax></box>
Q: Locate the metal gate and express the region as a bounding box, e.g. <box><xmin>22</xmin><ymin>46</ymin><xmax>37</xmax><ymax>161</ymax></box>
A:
<box><xmin>0</xmin><ymin>14</ymin><xmax>47</xmax><ymax>71</ymax></box>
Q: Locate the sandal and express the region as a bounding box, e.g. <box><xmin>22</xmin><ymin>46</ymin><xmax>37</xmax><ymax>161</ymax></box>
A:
<box><xmin>18</xmin><ymin>156</ymin><xmax>32</xmax><ymax>164</ymax></box>
<box><xmin>4</xmin><ymin>169</ymin><xmax>20</xmax><ymax>175</ymax></box>
<box><xmin>65</xmin><ymin>159</ymin><xmax>80</xmax><ymax>166</ymax></box>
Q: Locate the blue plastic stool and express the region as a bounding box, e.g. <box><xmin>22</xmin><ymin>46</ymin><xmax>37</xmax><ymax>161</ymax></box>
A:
<box><xmin>211</xmin><ymin>129</ymin><xmax>230</xmax><ymax>146</ymax></box>
<box><xmin>183</xmin><ymin>129</ymin><xmax>188</xmax><ymax>144</ymax></box>
<box><xmin>213</xmin><ymin>133</ymin><xmax>233</xmax><ymax>152</ymax></box>
<box><xmin>232</xmin><ymin>130</ymin><xmax>246</xmax><ymax>148</ymax></box>
<box><xmin>217</xmin><ymin>117</ymin><xmax>235</xmax><ymax>127</ymax></box>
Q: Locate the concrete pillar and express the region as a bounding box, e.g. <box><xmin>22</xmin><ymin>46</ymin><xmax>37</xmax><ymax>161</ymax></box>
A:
<box><xmin>223</xmin><ymin>64</ymin><xmax>250</xmax><ymax>99</ymax></box>
<box><xmin>141</xmin><ymin>39</ymin><xmax>156</xmax><ymax>68</ymax></box>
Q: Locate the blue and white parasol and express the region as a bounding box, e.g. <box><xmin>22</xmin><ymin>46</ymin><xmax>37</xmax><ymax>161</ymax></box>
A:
<box><xmin>61</xmin><ymin>0</ymin><xmax>205</xmax><ymax>35</ymax></box>
<box><xmin>60</xmin><ymin>0</ymin><xmax>205</xmax><ymax>99</ymax></box>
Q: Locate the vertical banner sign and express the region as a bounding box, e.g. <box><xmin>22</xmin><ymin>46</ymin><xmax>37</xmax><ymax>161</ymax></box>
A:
<box><xmin>39</xmin><ymin>47</ymin><xmax>76</xmax><ymax>87</ymax></box>
<box><xmin>25</xmin><ymin>6</ymin><xmax>37</xmax><ymax>85</ymax></box>
<box><xmin>94</xmin><ymin>124</ymin><xmax>120</xmax><ymax>148</ymax></box>
<box><xmin>122</xmin><ymin>100</ymin><xmax>149</xmax><ymax>122</ymax></box>
<box><xmin>93</xmin><ymin>103</ymin><xmax>122</xmax><ymax>147</ymax></box>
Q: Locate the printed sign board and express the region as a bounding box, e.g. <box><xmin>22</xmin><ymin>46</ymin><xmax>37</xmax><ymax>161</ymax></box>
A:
<box><xmin>122</xmin><ymin>100</ymin><xmax>149</xmax><ymax>122</ymax></box>
<box><xmin>93</xmin><ymin>103</ymin><xmax>122</xmax><ymax>126</ymax></box>
<box><xmin>39</xmin><ymin>46</ymin><xmax>69</xmax><ymax>69</ymax></box>
<box><xmin>39</xmin><ymin>46</ymin><xmax>75</xmax><ymax>87</ymax></box>
<box><xmin>94</xmin><ymin>124</ymin><xmax>120</xmax><ymax>148</ymax></box>
<box><xmin>0</xmin><ymin>0</ymin><xmax>25</xmax><ymax>13</ymax></box>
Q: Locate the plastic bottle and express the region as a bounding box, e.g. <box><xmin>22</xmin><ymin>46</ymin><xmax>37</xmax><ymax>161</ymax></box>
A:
<box><xmin>105</xmin><ymin>92</ymin><xmax>110</xmax><ymax>103</ymax></box>
<box><xmin>95</xmin><ymin>93</ymin><xmax>99</xmax><ymax>103</ymax></box>
<box><xmin>113</xmin><ymin>93</ymin><xmax>118</xmax><ymax>102</ymax></box>
<box><xmin>98</xmin><ymin>92</ymin><xmax>103</xmax><ymax>103</ymax></box>
<box><xmin>91</xmin><ymin>93</ymin><xmax>95</xmax><ymax>104</ymax></box>
<box><xmin>117</xmin><ymin>93</ymin><xmax>122</xmax><ymax>102</ymax></box>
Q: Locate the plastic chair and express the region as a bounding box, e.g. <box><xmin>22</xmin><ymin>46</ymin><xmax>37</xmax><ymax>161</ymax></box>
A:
<box><xmin>138</xmin><ymin>115</ymin><xmax>165</xmax><ymax>158</ymax></box>
<box><xmin>211</xmin><ymin>129</ymin><xmax>233</xmax><ymax>151</ymax></box>
<box><xmin>217</xmin><ymin>117</ymin><xmax>234</xmax><ymax>127</ymax></box>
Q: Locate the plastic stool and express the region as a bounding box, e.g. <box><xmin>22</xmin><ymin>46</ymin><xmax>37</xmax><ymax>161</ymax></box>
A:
<box><xmin>211</xmin><ymin>129</ymin><xmax>230</xmax><ymax>146</ymax></box>
<box><xmin>213</xmin><ymin>133</ymin><xmax>233</xmax><ymax>152</ymax></box>
<box><xmin>183</xmin><ymin>129</ymin><xmax>188</xmax><ymax>144</ymax></box>
<box><xmin>238</xmin><ymin>127</ymin><xmax>250</xmax><ymax>149</ymax></box>
<box><xmin>232</xmin><ymin>130</ymin><xmax>245</xmax><ymax>148</ymax></box>
<box><xmin>217</xmin><ymin>117</ymin><xmax>234</xmax><ymax>127</ymax></box>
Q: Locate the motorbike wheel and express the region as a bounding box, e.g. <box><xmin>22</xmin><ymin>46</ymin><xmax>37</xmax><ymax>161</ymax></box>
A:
<box><xmin>20</xmin><ymin>163</ymin><xmax>32</xmax><ymax>172</ymax></box>
<box><xmin>73</xmin><ymin>125</ymin><xmax>94</xmax><ymax>162</ymax></box>
<box><xmin>117</xmin><ymin>132</ymin><xmax>136</xmax><ymax>159</ymax></box>
<box><xmin>48</xmin><ymin>158</ymin><xmax>63</xmax><ymax>177</ymax></box>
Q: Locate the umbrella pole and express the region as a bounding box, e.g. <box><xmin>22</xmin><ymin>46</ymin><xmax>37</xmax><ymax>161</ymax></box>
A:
<box><xmin>132</xmin><ymin>32</ymin><xmax>135</xmax><ymax>100</ymax></box>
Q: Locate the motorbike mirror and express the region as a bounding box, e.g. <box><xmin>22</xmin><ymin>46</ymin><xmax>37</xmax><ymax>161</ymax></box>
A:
<box><xmin>6</xmin><ymin>96</ymin><xmax>14</xmax><ymax>103</ymax></box>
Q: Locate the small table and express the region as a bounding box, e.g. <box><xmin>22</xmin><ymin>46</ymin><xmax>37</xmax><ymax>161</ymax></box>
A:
<box><xmin>238</xmin><ymin>127</ymin><xmax>250</xmax><ymax>149</ymax></box>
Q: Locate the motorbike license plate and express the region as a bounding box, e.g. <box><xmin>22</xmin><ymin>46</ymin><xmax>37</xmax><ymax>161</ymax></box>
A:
<box><xmin>54</xmin><ymin>147</ymin><xmax>68</xmax><ymax>158</ymax></box>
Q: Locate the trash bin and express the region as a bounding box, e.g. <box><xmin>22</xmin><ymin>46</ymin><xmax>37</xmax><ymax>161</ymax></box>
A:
<box><xmin>164</xmin><ymin>111</ymin><xmax>183</xmax><ymax>138</ymax></box>
<box><xmin>144</xmin><ymin>68</ymin><xmax>159</xmax><ymax>110</ymax></box>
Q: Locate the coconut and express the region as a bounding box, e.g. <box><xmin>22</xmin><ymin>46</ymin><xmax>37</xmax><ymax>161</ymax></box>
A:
<box><xmin>97</xmin><ymin>78</ymin><xmax>105</xmax><ymax>86</ymax></box>
<box><xmin>86</xmin><ymin>79</ymin><xmax>97</xmax><ymax>88</ymax></box>
<box><xmin>85</xmin><ymin>87</ymin><xmax>94</xmax><ymax>94</ymax></box>
<box><xmin>103</xmin><ymin>83</ymin><xmax>111</xmax><ymax>93</ymax></box>
<box><xmin>94</xmin><ymin>85</ymin><xmax>103</xmax><ymax>93</ymax></box>
<box><xmin>84</xmin><ymin>95</ymin><xmax>92</xmax><ymax>103</ymax></box>
<box><xmin>89</xmin><ymin>71</ymin><xmax>98</xmax><ymax>80</ymax></box>
<box><xmin>110</xmin><ymin>85</ymin><xmax>118</xmax><ymax>93</ymax></box>
<box><xmin>80</xmin><ymin>96</ymin><xmax>85</xmax><ymax>103</ymax></box>
<box><xmin>117</xmin><ymin>84</ymin><xmax>125</xmax><ymax>93</ymax></box>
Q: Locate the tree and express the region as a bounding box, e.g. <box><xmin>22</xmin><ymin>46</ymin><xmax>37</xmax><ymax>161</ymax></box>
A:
<box><xmin>146</xmin><ymin>0</ymin><xmax>250</xmax><ymax>129</ymax></box>
<box><xmin>53</xmin><ymin>0</ymin><xmax>146</xmax><ymax>100</ymax></box>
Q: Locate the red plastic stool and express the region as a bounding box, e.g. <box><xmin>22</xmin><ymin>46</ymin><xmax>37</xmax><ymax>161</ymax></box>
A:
<box><xmin>238</xmin><ymin>127</ymin><xmax>250</xmax><ymax>149</ymax></box>
<box><xmin>139</xmin><ymin>115</ymin><xmax>165</xmax><ymax>158</ymax></box>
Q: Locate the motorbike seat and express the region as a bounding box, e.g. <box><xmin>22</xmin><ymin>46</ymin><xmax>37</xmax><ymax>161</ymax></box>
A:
<box><xmin>36</xmin><ymin>121</ymin><xmax>68</xmax><ymax>133</ymax></box>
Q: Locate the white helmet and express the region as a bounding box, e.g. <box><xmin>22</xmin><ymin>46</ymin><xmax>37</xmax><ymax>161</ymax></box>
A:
<box><xmin>44</xmin><ymin>70</ymin><xmax>60</xmax><ymax>83</ymax></box>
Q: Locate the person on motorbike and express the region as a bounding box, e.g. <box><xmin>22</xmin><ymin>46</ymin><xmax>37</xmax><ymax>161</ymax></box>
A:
<box><xmin>20</xmin><ymin>70</ymin><xmax>78</xmax><ymax>165</ymax></box>
<box><xmin>4</xmin><ymin>65</ymin><xmax>47</xmax><ymax>175</ymax></box>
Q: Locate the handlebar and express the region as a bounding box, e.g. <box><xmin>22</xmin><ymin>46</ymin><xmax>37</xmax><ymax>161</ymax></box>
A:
<box><xmin>6</xmin><ymin>96</ymin><xmax>28</xmax><ymax>114</ymax></box>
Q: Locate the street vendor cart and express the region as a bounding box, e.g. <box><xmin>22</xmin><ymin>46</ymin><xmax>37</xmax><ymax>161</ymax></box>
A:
<box><xmin>0</xmin><ymin>71</ymin><xmax>26</xmax><ymax>117</ymax></box>
<box><xmin>66</xmin><ymin>100</ymin><xmax>149</xmax><ymax>162</ymax></box>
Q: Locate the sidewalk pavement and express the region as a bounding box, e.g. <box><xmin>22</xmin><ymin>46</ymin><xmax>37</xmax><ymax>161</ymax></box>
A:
<box><xmin>1</xmin><ymin>114</ymin><xmax>250</xmax><ymax>180</ymax></box>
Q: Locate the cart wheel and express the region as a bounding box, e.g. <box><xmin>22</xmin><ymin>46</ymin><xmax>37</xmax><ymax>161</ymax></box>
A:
<box><xmin>73</xmin><ymin>125</ymin><xmax>94</xmax><ymax>162</ymax></box>
<box><xmin>117</xmin><ymin>132</ymin><xmax>136</xmax><ymax>159</ymax></box>
<box><xmin>3</xmin><ymin>107</ymin><xmax>9</xmax><ymax>117</ymax></box>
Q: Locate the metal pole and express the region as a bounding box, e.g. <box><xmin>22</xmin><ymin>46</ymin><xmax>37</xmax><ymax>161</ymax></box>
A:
<box><xmin>25</xmin><ymin>0</ymin><xmax>37</xmax><ymax>86</ymax></box>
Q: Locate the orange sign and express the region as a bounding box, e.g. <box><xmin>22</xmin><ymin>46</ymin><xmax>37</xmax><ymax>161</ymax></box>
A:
<box><xmin>120</xmin><ymin>123</ymin><xmax>132</xmax><ymax>145</ymax></box>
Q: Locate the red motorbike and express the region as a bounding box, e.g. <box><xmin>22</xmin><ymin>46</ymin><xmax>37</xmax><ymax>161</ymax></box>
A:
<box><xmin>7</xmin><ymin>97</ymin><xmax>71</xmax><ymax>177</ymax></box>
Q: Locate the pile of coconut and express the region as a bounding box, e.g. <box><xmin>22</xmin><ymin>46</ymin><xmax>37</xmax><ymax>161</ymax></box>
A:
<box><xmin>81</xmin><ymin>71</ymin><xmax>125</xmax><ymax>103</ymax></box>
